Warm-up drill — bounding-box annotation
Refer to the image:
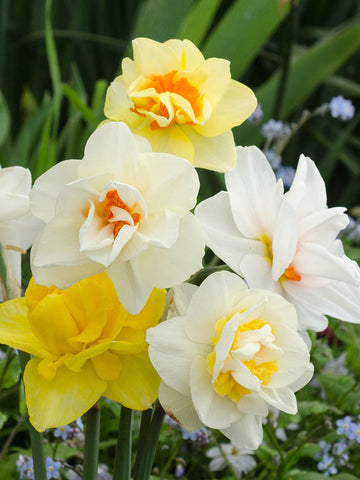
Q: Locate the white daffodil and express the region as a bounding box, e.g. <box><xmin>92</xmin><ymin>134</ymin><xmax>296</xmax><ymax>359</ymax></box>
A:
<box><xmin>147</xmin><ymin>271</ymin><xmax>312</xmax><ymax>450</ymax></box>
<box><xmin>30</xmin><ymin>121</ymin><xmax>204</xmax><ymax>314</ymax></box>
<box><xmin>196</xmin><ymin>146</ymin><xmax>360</xmax><ymax>332</ymax></box>
<box><xmin>0</xmin><ymin>166</ymin><xmax>44</xmax><ymax>299</ymax></box>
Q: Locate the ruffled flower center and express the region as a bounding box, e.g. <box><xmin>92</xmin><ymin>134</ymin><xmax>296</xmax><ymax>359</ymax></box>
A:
<box><xmin>262</xmin><ymin>234</ymin><xmax>301</xmax><ymax>282</ymax></box>
<box><xmin>207</xmin><ymin>316</ymin><xmax>279</xmax><ymax>404</ymax></box>
<box><xmin>129</xmin><ymin>69</ymin><xmax>204</xmax><ymax>130</ymax></box>
<box><xmin>102</xmin><ymin>189</ymin><xmax>141</xmax><ymax>239</ymax></box>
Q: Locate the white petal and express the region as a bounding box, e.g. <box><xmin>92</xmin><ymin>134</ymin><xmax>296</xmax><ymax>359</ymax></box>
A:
<box><xmin>226</xmin><ymin>146</ymin><xmax>278</xmax><ymax>238</ymax></box>
<box><xmin>0</xmin><ymin>212</ymin><xmax>44</xmax><ymax>250</ymax></box>
<box><xmin>184</xmin><ymin>270</ymin><xmax>248</xmax><ymax>345</ymax></box>
<box><xmin>79</xmin><ymin>122</ymin><xmax>142</xmax><ymax>179</ymax></box>
<box><xmin>298</xmin><ymin>207</ymin><xmax>347</xmax><ymax>247</ymax></box>
<box><xmin>220</xmin><ymin>414</ymin><xmax>263</xmax><ymax>450</ymax></box>
<box><xmin>285</xmin><ymin>154</ymin><xmax>327</xmax><ymax>215</ymax></box>
<box><xmin>259</xmin><ymin>387</ymin><xmax>297</xmax><ymax>414</ymax></box>
<box><xmin>137</xmin><ymin>210</ymin><xmax>179</xmax><ymax>248</ymax></box>
<box><xmin>294</xmin><ymin>242</ymin><xmax>360</xmax><ymax>285</ymax></box>
<box><xmin>147</xmin><ymin>317</ymin><xmax>209</xmax><ymax>396</ymax></box>
<box><xmin>271</xmin><ymin>199</ymin><xmax>298</xmax><ymax>281</ymax></box>
<box><xmin>167</xmin><ymin>283</ymin><xmax>198</xmax><ymax>319</ymax></box>
<box><xmin>30</xmin><ymin>160</ymin><xmax>81</xmax><ymax>222</ymax></box>
<box><xmin>240</xmin><ymin>254</ymin><xmax>283</xmax><ymax>294</ymax></box>
<box><xmin>284</xmin><ymin>278</ymin><xmax>360</xmax><ymax>324</ymax></box>
<box><xmin>139</xmin><ymin>152</ymin><xmax>199</xmax><ymax>215</ymax></box>
<box><xmin>158</xmin><ymin>382</ymin><xmax>204</xmax><ymax>432</ymax></box>
<box><xmin>236</xmin><ymin>394</ymin><xmax>268</xmax><ymax>417</ymax></box>
<box><xmin>0</xmin><ymin>166</ymin><xmax>31</xmax><ymax>220</ymax></box>
<box><xmin>190</xmin><ymin>356</ymin><xmax>241</xmax><ymax>429</ymax></box>
<box><xmin>195</xmin><ymin>191</ymin><xmax>264</xmax><ymax>274</ymax></box>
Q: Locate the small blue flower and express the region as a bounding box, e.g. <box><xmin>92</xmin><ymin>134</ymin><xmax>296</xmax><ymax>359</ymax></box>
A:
<box><xmin>46</xmin><ymin>457</ymin><xmax>61</xmax><ymax>479</ymax></box>
<box><xmin>276</xmin><ymin>166</ymin><xmax>295</xmax><ymax>188</ymax></box>
<box><xmin>329</xmin><ymin>96</ymin><xmax>355</xmax><ymax>121</ymax></box>
<box><xmin>247</xmin><ymin>104</ymin><xmax>264</xmax><ymax>124</ymax></box>
<box><xmin>336</xmin><ymin>416</ymin><xmax>355</xmax><ymax>439</ymax></box>
<box><xmin>318</xmin><ymin>453</ymin><xmax>338</xmax><ymax>476</ymax></box>
<box><xmin>315</xmin><ymin>440</ymin><xmax>332</xmax><ymax>459</ymax></box>
<box><xmin>261</xmin><ymin>119</ymin><xmax>291</xmax><ymax>139</ymax></box>
<box><xmin>348</xmin><ymin>421</ymin><xmax>360</xmax><ymax>443</ymax></box>
<box><xmin>54</xmin><ymin>424</ymin><xmax>73</xmax><ymax>440</ymax></box>
<box><xmin>265</xmin><ymin>149</ymin><xmax>282</xmax><ymax>170</ymax></box>
<box><xmin>16</xmin><ymin>455</ymin><xmax>33</xmax><ymax>480</ymax></box>
<box><xmin>175</xmin><ymin>462</ymin><xmax>185</xmax><ymax>477</ymax></box>
<box><xmin>182</xmin><ymin>427</ymin><xmax>208</xmax><ymax>444</ymax></box>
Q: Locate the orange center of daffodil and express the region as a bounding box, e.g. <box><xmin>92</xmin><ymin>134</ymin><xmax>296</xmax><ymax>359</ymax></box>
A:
<box><xmin>102</xmin><ymin>189</ymin><xmax>141</xmax><ymax>239</ymax></box>
<box><xmin>207</xmin><ymin>317</ymin><xmax>278</xmax><ymax>404</ymax></box>
<box><xmin>262</xmin><ymin>234</ymin><xmax>301</xmax><ymax>282</ymax></box>
<box><xmin>131</xmin><ymin>70</ymin><xmax>203</xmax><ymax>130</ymax></box>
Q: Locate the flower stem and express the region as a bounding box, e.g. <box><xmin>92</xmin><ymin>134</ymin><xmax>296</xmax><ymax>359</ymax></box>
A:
<box><xmin>83</xmin><ymin>402</ymin><xmax>101</xmax><ymax>480</ymax></box>
<box><xmin>113</xmin><ymin>406</ymin><xmax>133</xmax><ymax>480</ymax></box>
<box><xmin>133</xmin><ymin>408</ymin><xmax>152</xmax><ymax>479</ymax></box>
<box><xmin>18</xmin><ymin>351</ymin><xmax>47</xmax><ymax>480</ymax></box>
<box><xmin>134</xmin><ymin>402</ymin><xmax>165</xmax><ymax>480</ymax></box>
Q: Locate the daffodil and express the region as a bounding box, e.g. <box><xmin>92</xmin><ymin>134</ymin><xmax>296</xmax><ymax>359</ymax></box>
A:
<box><xmin>104</xmin><ymin>38</ymin><xmax>257</xmax><ymax>172</ymax></box>
<box><xmin>30</xmin><ymin>121</ymin><xmax>204</xmax><ymax>315</ymax></box>
<box><xmin>196</xmin><ymin>147</ymin><xmax>360</xmax><ymax>332</ymax></box>
<box><xmin>147</xmin><ymin>271</ymin><xmax>312</xmax><ymax>450</ymax></box>
<box><xmin>0</xmin><ymin>166</ymin><xmax>44</xmax><ymax>299</ymax></box>
<box><xmin>0</xmin><ymin>272</ymin><xmax>165</xmax><ymax>431</ymax></box>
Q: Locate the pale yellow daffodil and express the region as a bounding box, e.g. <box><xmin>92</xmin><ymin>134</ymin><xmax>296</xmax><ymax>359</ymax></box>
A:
<box><xmin>0</xmin><ymin>272</ymin><xmax>165</xmax><ymax>431</ymax></box>
<box><xmin>104</xmin><ymin>38</ymin><xmax>257</xmax><ymax>172</ymax></box>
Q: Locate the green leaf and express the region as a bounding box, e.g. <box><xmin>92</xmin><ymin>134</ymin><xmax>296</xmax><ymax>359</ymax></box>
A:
<box><xmin>130</xmin><ymin>0</ymin><xmax>193</xmax><ymax>44</ymax></box>
<box><xmin>0</xmin><ymin>90</ymin><xmax>10</xmax><ymax>146</ymax></box>
<box><xmin>177</xmin><ymin>0</ymin><xmax>222</xmax><ymax>46</ymax></box>
<box><xmin>63</xmin><ymin>85</ymin><xmax>98</xmax><ymax>127</ymax></box>
<box><xmin>285</xmin><ymin>471</ymin><xmax>329</xmax><ymax>480</ymax></box>
<box><xmin>0</xmin><ymin>410</ymin><xmax>7</xmax><ymax>430</ymax></box>
<box><xmin>297</xmin><ymin>401</ymin><xmax>332</xmax><ymax>417</ymax></box>
<box><xmin>0</xmin><ymin>353</ymin><xmax>21</xmax><ymax>389</ymax></box>
<box><xmin>235</xmin><ymin>18</ymin><xmax>360</xmax><ymax>146</ymax></box>
<box><xmin>318</xmin><ymin>373</ymin><xmax>359</xmax><ymax>414</ymax></box>
<box><xmin>202</xmin><ymin>0</ymin><xmax>290</xmax><ymax>79</ymax></box>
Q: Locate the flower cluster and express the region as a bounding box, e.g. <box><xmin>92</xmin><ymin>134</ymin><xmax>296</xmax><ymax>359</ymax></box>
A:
<box><xmin>0</xmin><ymin>35</ymin><xmax>360</xmax><ymax>478</ymax></box>
<box><xmin>329</xmin><ymin>95</ymin><xmax>355</xmax><ymax>121</ymax></box>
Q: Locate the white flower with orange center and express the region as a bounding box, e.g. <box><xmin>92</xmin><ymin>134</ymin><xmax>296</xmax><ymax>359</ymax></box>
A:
<box><xmin>104</xmin><ymin>37</ymin><xmax>257</xmax><ymax>172</ymax></box>
<box><xmin>196</xmin><ymin>146</ymin><xmax>360</xmax><ymax>332</ymax></box>
<box><xmin>30</xmin><ymin>121</ymin><xmax>204</xmax><ymax>314</ymax></box>
<box><xmin>147</xmin><ymin>271</ymin><xmax>312</xmax><ymax>450</ymax></box>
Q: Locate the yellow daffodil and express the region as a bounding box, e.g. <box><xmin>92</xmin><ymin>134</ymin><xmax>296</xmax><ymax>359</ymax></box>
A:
<box><xmin>104</xmin><ymin>38</ymin><xmax>257</xmax><ymax>172</ymax></box>
<box><xmin>0</xmin><ymin>272</ymin><xmax>165</xmax><ymax>431</ymax></box>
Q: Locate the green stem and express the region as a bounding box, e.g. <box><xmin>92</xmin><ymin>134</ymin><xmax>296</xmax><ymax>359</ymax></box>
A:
<box><xmin>113</xmin><ymin>406</ymin><xmax>133</xmax><ymax>480</ymax></box>
<box><xmin>18</xmin><ymin>351</ymin><xmax>47</xmax><ymax>480</ymax></box>
<box><xmin>134</xmin><ymin>403</ymin><xmax>165</xmax><ymax>480</ymax></box>
<box><xmin>133</xmin><ymin>408</ymin><xmax>152</xmax><ymax>479</ymax></box>
<box><xmin>83</xmin><ymin>403</ymin><xmax>101</xmax><ymax>480</ymax></box>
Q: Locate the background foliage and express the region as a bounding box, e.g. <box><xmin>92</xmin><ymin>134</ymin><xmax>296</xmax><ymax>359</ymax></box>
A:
<box><xmin>0</xmin><ymin>0</ymin><xmax>360</xmax><ymax>478</ymax></box>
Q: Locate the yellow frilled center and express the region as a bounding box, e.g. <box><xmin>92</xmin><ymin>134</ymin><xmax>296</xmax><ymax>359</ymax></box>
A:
<box><xmin>130</xmin><ymin>69</ymin><xmax>204</xmax><ymax>130</ymax></box>
<box><xmin>207</xmin><ymin>316</ymin><xmax>278</xmax><ymax>404</ymax></box>
<box><xmin>24</xmin><ymin>273</ymin><xmax>165</xmax><ymax>383</ymax></box>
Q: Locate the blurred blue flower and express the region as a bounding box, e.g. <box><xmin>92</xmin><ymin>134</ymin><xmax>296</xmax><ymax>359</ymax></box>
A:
<box><xmin>265</xmin><ymin>149</ymin><xmax>282</xmax><ymax>170</ymax></box>
<box><xmin>46</xmin><ymin>457</ymin><xmax>61</xmax><ymax>479</ymax></box>
<box><xmin>247</xmin><ymin>104</ymin><xmax>264</xmax><ymax>124</ymax></box>
<box><xmin>16</xmin><ymin>456</ymin><xmax>34</xmax><ymax>480</ymax></box>
<box><xmin>54</xmin><ymin>424</ymin><xmax>73</xmax><ymax>440</ymax></box>
<box><xmin>261</xmin><ymin>119</ymin><xmax>291</xmax><ymax>139</ymax></box>
<box><xmin>318</xmin><ymin>453</ymin><xmax>337</xmax><ymax>476</ymax></box>
<box><xmin>329</xmin><ymin>95</ymin><xmax>355</xmax><ymax>121</ymax></box>
<box><xmin>182</xmin><ymin>427</ymin><xmax>209</xmax><ymax>445</ymax></box>
<box><xmin>348</xmin><ymin>422</ymin><xmax>360</xmax><ymax>443</ymax></box>
<box><xmin>336</xmin><ymin>416</ymin><xmax>355</xmax><ymax>439</ymax></box>
<box><xmin>276</xmin><ymin>165</ymin><xmax>295</xmax><ymax>188</ymax></box>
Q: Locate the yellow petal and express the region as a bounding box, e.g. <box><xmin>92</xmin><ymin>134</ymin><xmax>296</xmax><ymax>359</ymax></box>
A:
<box><xmin>132</xmin><ymin>38</ymin><xmax>179</xmax><ymax>77</ymax></box>
<box><xmin>64</xmin><ymin>341</ymin><xmax>112</xmax><ymax>372</ymax></box>
<box><xmin>124</xmin><ymin>288</ymin><xmax>165</xmax><ymax>329</ymax></box>
<box><xmin>24</xmin><ymin>358</ymin><xmax>106</xmax><ymax>431</ymax></box>
<box><xmin>195</xmin><ymin>79</ymin><xmax>257</xmax><ymax>137</ymax></box>
<box><xmin>181</xmin><ymin>127</ymin><xmax>236</xmax><ymax>172</ymax></box>
<box><xmin>91</xmin><ymin>351</ymin><xmax>122</xmax><ymax>381</ymax></box>
<box><xmin>135</xmin><ymin>124</ymin><xmax>194</xmax><ymax>164</ymax></box>
<box><xmin>164</xmin><ymin>39</ymin><xmax>204</xmax><ymax>70</ymax></box>
<box><xmin>104</xmin><ymin>351</ymin><xmax>160</xmax><ymax>410</ymax></box>
<box><xmin>62</xmin><ymin>272</ymin><xmax>121</xmax><ymax>343</ymax></box>
<box><xmin>25</xmin><ymin>279</ymin><xmax>60</xmax><ymax>312</ymax></box>
<box><xmin>121</xmin><ymin>57</ymin><xmax>141</xmax><ymax>88</ymax></box>
<box><xmin>0</xmin><ymin>298</ymin><xmax>47</xmax><ymax>356</ymax></box>
<box><xmin>29</xmin><ymin>294</ymin><xmax>81</xmax><ymax>355</ymax></box>
<box><xmin>104</xmin><ymin>76</ymin><xmax>143</xmax><ymax>128</ymax></box>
